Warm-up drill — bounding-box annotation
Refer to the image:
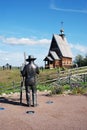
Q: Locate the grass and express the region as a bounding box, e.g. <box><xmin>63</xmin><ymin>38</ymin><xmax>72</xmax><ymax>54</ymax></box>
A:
<box><xmin>37</xmin><ymin>84</ymin><xmax>51</xmax><ymax>91</ymax></box>
<box><xmin>0</xmin><ymin>67</ymin><xmax>87</xmax><ymax>95</ymax></box>
<box><xmin>0</xmin><ymin>68</ymin><xmax>21</xmax><ymax>84</ymax></box>
<box><xmin>0</xmin><ymin>68</ymin><xmax>21</xmax><ymax>94</ymax></box>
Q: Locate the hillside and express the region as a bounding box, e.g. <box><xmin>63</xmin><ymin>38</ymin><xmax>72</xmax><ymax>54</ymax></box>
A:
<box><xmin>0</xmin><ymin>66</ymin><xmax>87</xmax><ymax>94</ymax></box>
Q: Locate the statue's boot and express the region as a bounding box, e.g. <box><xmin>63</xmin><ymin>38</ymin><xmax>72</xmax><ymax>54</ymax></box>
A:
<box><xmin>32</xmin><ymin>93</ymin><xmax>37</xmax><ymax>107</ymax></box>
<box><xmin>27</xmin><ymin>93</ymin><xmax>31</xmax><ymax>107</ymax></box>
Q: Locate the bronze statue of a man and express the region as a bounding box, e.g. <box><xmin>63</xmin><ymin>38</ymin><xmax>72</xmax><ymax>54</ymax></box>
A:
<box><xmin>21</xmin><ymin>55</ymin><xmax>39</xmax><ymax>107</ymax></box>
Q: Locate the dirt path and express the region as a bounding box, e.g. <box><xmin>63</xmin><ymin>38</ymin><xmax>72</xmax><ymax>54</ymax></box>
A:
<box><xmin>0</xmin><ymin>92</ymin><xmax>87</xmax><ymax>130</ymax></box>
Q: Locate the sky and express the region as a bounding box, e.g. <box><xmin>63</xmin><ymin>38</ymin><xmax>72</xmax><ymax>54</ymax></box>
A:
<box><xmin>0</xmin><ymin>0</ymin><xmax>87</xmax><ymax>67</ymax></box>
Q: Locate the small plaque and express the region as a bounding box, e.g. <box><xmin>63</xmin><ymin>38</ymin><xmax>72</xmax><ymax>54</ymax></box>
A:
<box><xmin>0</xmin><ymin>107</ymin><xmax>5</xmax><ymax>110</ymax></box>
<box><xmin>46</xmin><ymin>101</ymin><xmax>53</xmax><ymax>104</ymax></box>
<box><xmin>26</xmin><ymin>111</ymin><xmax>35</xmax><ymax>114</ymax></box>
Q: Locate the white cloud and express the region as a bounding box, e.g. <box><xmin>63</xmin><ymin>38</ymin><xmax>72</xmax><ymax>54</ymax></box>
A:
<box><xmin>50</xmin><ymin>1</ymin><xmax>87</xmax><ymax>14</ymax></box>
<box><xmin>0</xmin><ymin>51</ymin><xmax>24</xmax><ymax>66</ymax></box>
<box><xmin>0</xmin><ymin>50</ymin><xmax>47</xmax><ymax>67</ymax></box>
<box><xmin>0</xmin><ymin>36</ymin><xmax>51</xmax><ymax>45</ymax></box>
<box><xmin>0</xmin><ymin>35</ymin><xmax>51</xmax><ymax>66</ymax></box>
<box><xmin>70</xmin><ymin>43</ymin><xmax>87</xmax><ymax>54</ymax></box>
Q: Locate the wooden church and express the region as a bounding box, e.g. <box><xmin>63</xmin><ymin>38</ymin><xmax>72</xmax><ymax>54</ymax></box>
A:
<box><xmin>44</xmin><ymin>29</ymin><xmax>73</xmax><ymax>69</ymax></box>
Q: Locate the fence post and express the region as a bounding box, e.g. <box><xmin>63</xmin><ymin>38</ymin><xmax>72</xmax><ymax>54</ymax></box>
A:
<box><xmin>68</xmin><ymin>70</ymin><xmax>71</xmax><ymax>85</ymax></box>
<box><xmin>57</xmin><ymin>70</ymin><xmax>60</xmax><ymax>85</ymax></box>
<box><xmin>83</xmin><ymin>74</ymin><xmax>86</xmax><ymax>83</ymax></box>
<box><xmin>12</xmin><ymin>81</ymin><xmax>15</xmax><ymax>92</ymax></box>
<box><xmin>68</xmin><ymin>75</ymin><xmax>71</xmax><ymax>85</ymax></box>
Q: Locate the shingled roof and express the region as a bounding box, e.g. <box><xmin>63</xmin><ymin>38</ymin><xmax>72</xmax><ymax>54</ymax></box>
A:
<box><xmin>53</xmin><ymin>34</ymin><xmax>72</xmax><ymax>58</ymax></box>
<box><xmin>44</xmin><ymin>56</ymin><xmax>53</xmax><ymax>61</ymax></box>
<box><xmin>50</xmin><ymin>51</ymin><xmax>60</xmax><ymax>60</ymax></box>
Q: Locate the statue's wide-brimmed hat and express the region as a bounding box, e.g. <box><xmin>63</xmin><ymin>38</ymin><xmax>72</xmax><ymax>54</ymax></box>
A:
<box><xmin>26</xmin><ymin>55</ymin><xmax>36</xmax><ymax>61</ymax></box>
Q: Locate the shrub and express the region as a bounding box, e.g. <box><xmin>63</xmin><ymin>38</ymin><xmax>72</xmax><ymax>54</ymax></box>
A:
<box><xmin>50</xmin><ymin>85</ymin><xmax>64</xmax><ymax>95</ymax></box>
<box><xmin>63</xmin><ymin>85</ymin><xmax>70</xmax><ymax>90</ymax></box>
<box><xmin>72</xmin><ymin>87</ymin><xmax>85</xmax><ymax>94</ymax></box>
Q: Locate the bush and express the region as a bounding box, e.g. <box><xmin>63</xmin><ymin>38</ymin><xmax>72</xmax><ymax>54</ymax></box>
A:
<box><xmin>50</xmin><ymin>85</ymin><xmax>64</xmax><ymax>95</ymax></box>
<box><xmin>63</xmin><ymin>85</ymin><xmax>70</xmax><ymax>90</ymax></box>
<box><xmin>72</xmin><ymin>87</ymin><xmax>85</xmax><ymax>94</ymax></box>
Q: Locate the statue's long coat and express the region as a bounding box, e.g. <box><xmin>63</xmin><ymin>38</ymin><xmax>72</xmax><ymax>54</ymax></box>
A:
<box><xmin>22</xmin><ymin>62</ymin><xmax>39</xmax><ymax>87</ymax></box>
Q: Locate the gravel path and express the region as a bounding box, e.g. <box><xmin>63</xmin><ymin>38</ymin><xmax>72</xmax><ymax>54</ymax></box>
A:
<box><xmin>0</xmin><ymin>92</ymin><xmax>87</xmax><ymax>130</ymax></box>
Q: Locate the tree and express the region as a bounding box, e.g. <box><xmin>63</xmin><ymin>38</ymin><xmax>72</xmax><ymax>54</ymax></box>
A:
<box><xmin>74</xmin><ymin>54</ymin><xmax>84</xmax><ymax>67</ymax></box>
<box><xmin>83</xmin><ymin>55</ymin><xmax>87</xmax><ymax>66</ymax></box>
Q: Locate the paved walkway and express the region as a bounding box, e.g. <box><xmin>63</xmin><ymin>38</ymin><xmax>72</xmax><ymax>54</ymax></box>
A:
<box><xmin>0</xmin><ymin>92</ymin><xmax>87</xmax><ymax>130</ymax></box>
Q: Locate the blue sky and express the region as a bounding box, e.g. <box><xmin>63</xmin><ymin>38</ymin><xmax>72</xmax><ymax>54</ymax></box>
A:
<box><xmin>0</xmin><ymin>0</ymin><xmax>87</xmax><ymax>67</ymax></box>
